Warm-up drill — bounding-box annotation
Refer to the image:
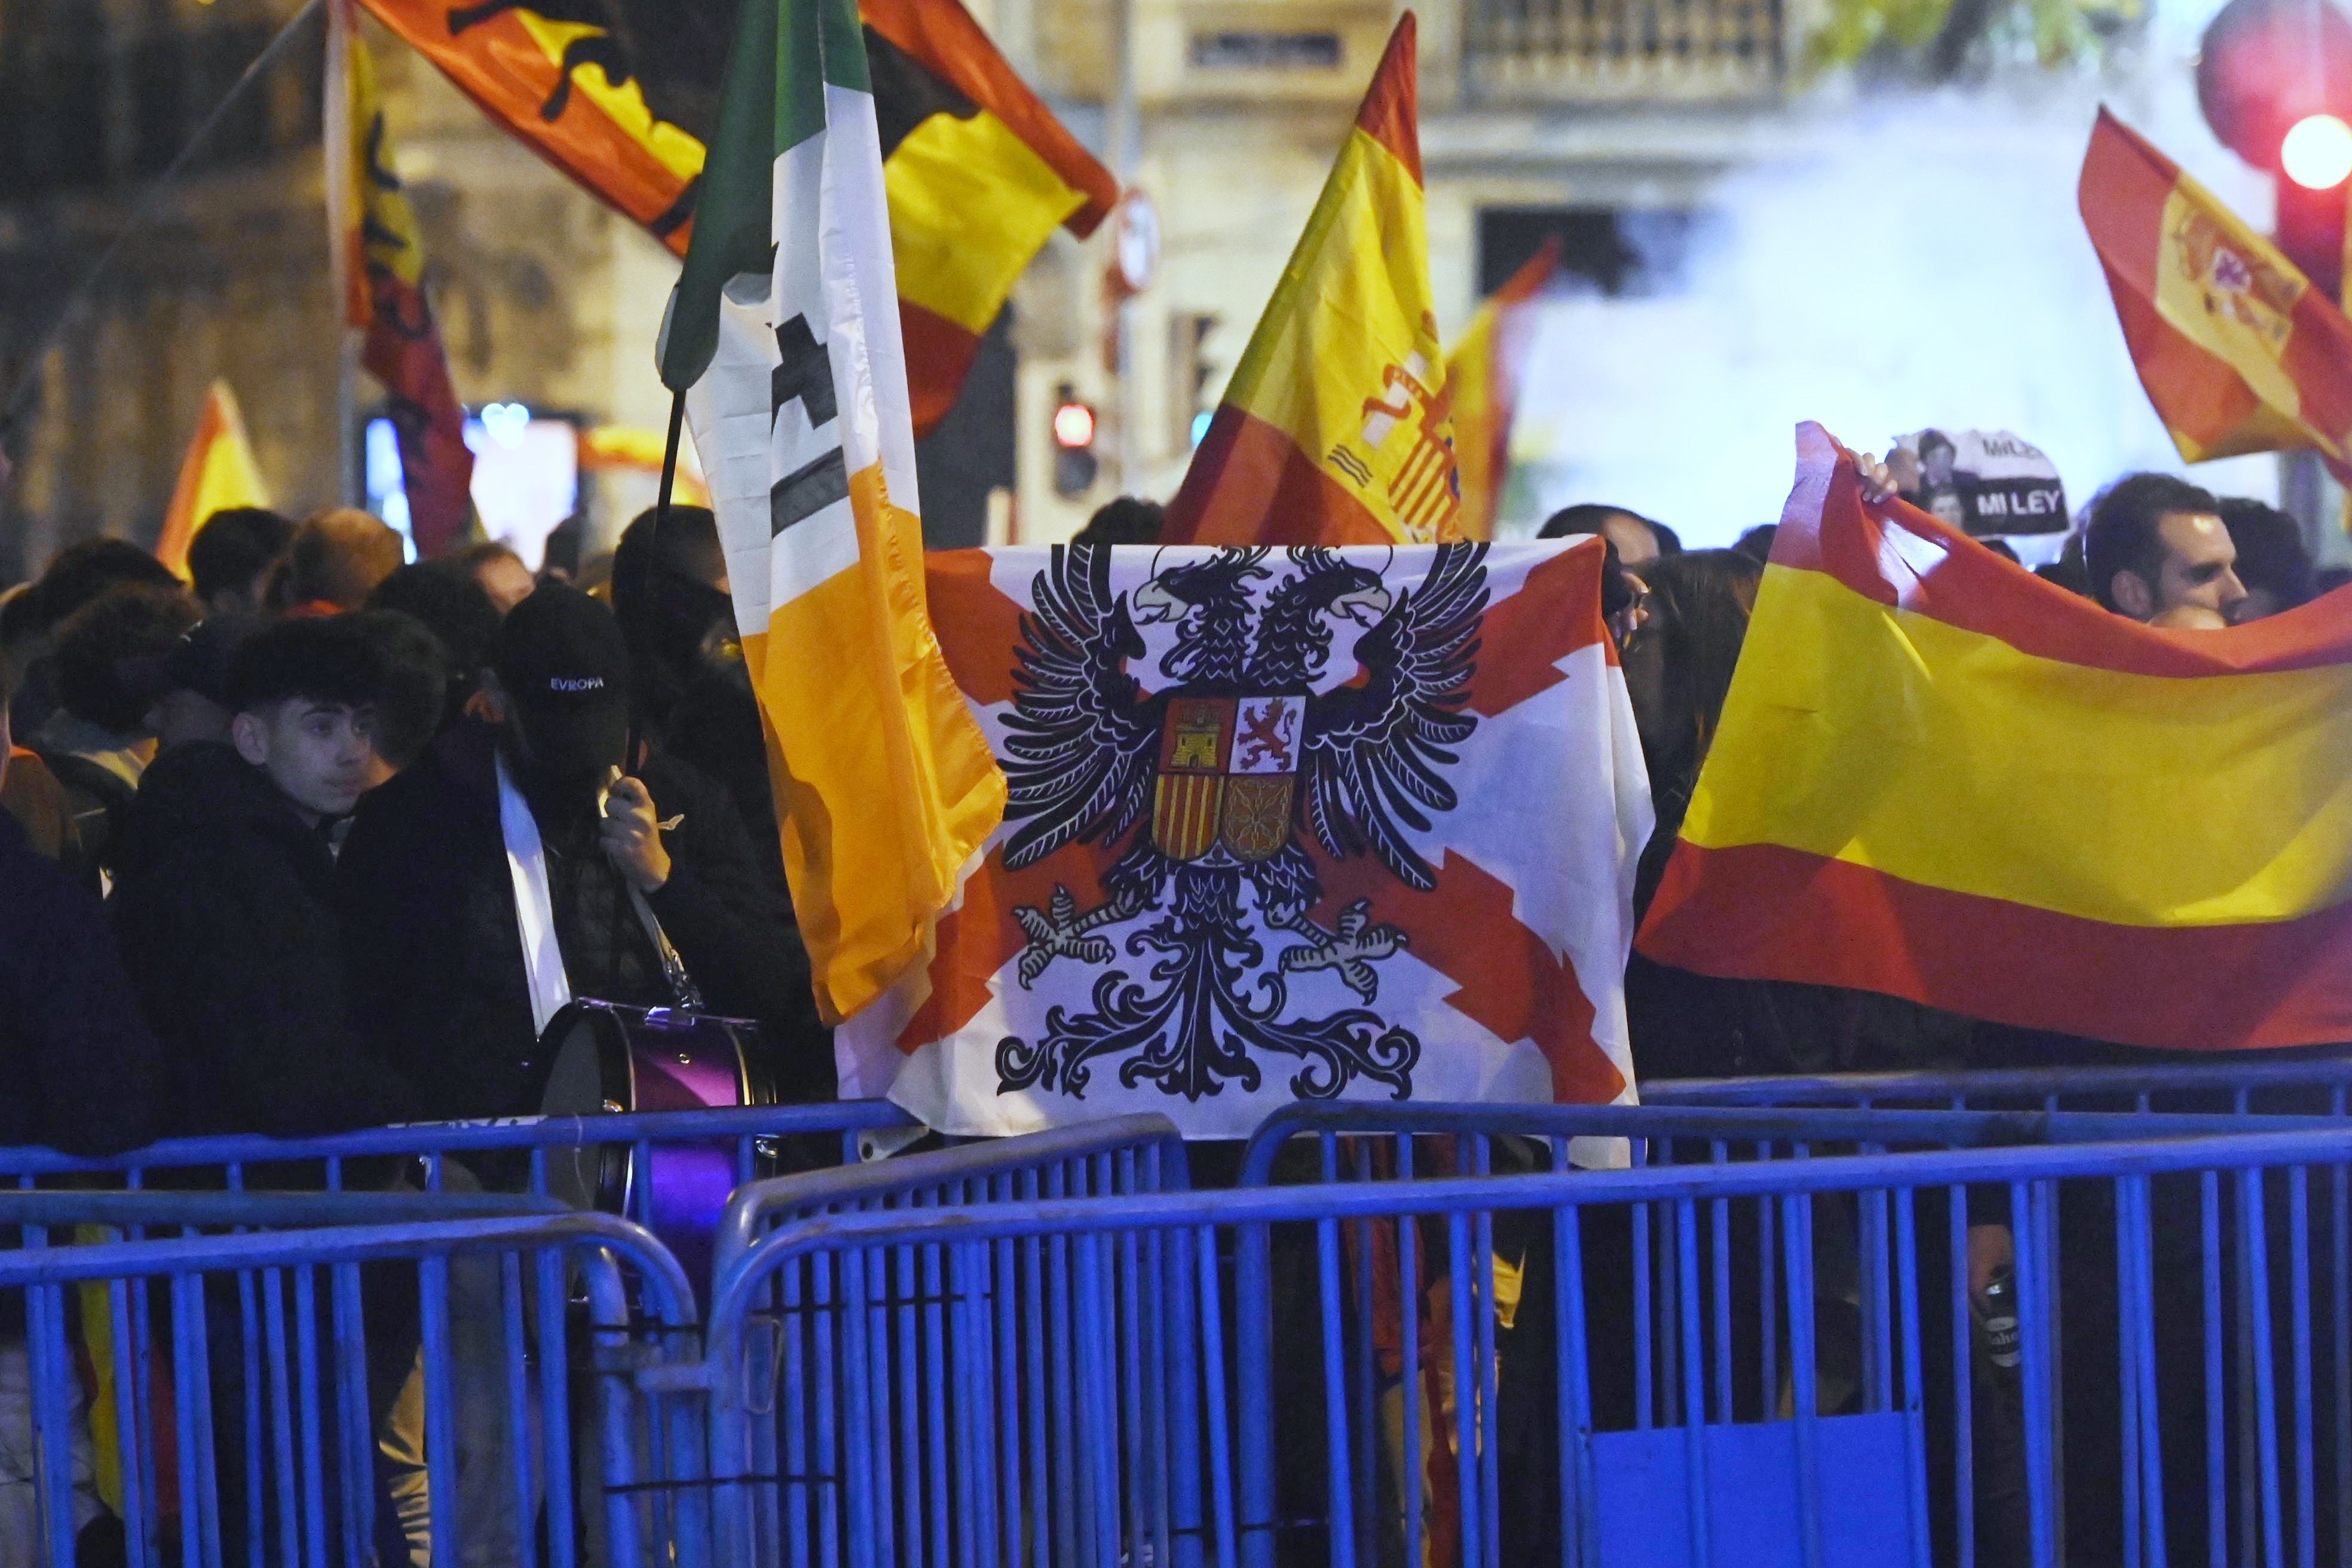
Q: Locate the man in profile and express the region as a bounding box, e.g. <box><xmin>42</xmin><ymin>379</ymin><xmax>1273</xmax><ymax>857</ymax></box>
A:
<box><xmin>2083</xmin><ymin>474</ymin><xmax>2247</xmax><ymax>624</ymax></box>
<box><xmin>282</xmin><ymin>508</ymin><xmax>407</xmax><ymax>614</ymax></box>
<box><xmin>185</xmin><ymin>507</ymin><xmax>293</xmax><ymax>617</ymax></box>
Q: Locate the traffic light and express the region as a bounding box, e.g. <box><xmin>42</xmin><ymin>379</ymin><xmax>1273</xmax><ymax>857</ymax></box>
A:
<box><xmin>2198</xmin><ymin>0</ymin><xmax>2352</xmax><ymax>292</ymax></box>
<box><xmin>1051</xmin><ymin>383</ymin><xmax>1098</xmax><ymax>498</ymax></box>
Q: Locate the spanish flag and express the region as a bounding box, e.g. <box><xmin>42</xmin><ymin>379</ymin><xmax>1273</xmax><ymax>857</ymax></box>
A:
<box><xmin>1639</xmin><ymin>423</ymin><xmax>2352</xmax><ymax>1052</ymax></box>
<box><xmin>1160</xmin><ymin>13</ymin><xmax>1461</xmax><ymax>547</ymax></box>
<box><xmin>327</xmin><ymin>0</ymin><xmax>474</xmax><ymax>554</ymax></box>
<box><xmin>154</xmin><ymin>381</ymin><xmax>270</xmax><ymax>580</ymax></box>
<box><xmin>356</xmin><ymin>0</ymin><xmax>1114</xmax><ymax>435</ymax></box>
<box><xmin>1447</xmin><ymin>237</ymin><xmax>1559</xmax><ymax>542</ymax></box>
<box><xmin>2082</xmin><ymin>106</ymin><xmax>2352</xmax><ymax>483</ymax></box>
<box><xmin>658</xmin><ymin>0</ymin><xmax>1004</xmax><ymax>1024</ymax></box>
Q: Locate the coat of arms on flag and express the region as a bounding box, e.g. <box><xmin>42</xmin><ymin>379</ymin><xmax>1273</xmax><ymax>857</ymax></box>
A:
<box><xmin>843</xmin><ymin>538</ymin><xmax>1656</xmax><ymax>1140</ymax></box>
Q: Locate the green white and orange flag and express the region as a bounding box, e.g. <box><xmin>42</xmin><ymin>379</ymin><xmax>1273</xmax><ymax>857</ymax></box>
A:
<box><xmin>1447</xmin><ymin>237</ymin><xmax>1559</xmax><ymax>542</ymax></box>
<box><xmin>2081</xmin><ymin>106</ymin><xmax>2352</xmax><ymax>483</ymax></box>
<box><xmin>154</xmin><ymin>381</ymin><xmax>270</xmax><ymax>580</ymax></box>
<box><xmin>1639</xmin><ymin>423</ymin><xmax>2352</xmax><ymax>1051</ymax></box>
<box><xmin>657</xmin><ymin>0</ymin><xmax>1004</xmax><ymax>1024</ymax></box>
<box><xmin>1161</xmin><ymin>13</ymin><xmax>1462</xmax><ymax>547</ymax></box>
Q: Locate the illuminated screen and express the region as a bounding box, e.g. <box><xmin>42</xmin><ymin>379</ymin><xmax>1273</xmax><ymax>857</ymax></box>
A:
<box><xmin>365</xmin><ymin>405</ymin><xmax>578</xmax><ymax>568</ymax></box>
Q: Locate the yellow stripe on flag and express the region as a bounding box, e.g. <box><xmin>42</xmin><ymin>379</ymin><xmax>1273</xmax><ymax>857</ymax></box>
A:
<box><xmin>751</xmin><ymin>464</ymin><xmax>1006</xmax><ymax>1021</ymax></box>
<box><xmin>1684</xmin><ymin>562</ymin><xmax>2352</xmax><ymax>929</ymax></box>
<box><xmin>886</xmin><ymin>109</ymin><xmax>1088</xmax><ymax>335</ymax></box>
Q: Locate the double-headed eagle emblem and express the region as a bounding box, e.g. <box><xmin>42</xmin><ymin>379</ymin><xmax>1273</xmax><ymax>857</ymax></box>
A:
<box><xmin>993</xmin><ymin>543</ymin><xmax>1488</xmax><ymax>1102</ymax></box>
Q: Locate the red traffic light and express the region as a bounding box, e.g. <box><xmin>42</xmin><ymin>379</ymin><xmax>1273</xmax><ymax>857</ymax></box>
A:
<box><xmin>1052</xmin><ymin>400</ymin><xmax>1096</xmax><ymax>449</ymax></box>
<box><xmin>2284</xmin><ymin>113</ymin><xmax>2352</xmax><ymax>188</ymax></box>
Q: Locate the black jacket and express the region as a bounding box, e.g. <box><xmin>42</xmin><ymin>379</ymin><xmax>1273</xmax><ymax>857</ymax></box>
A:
<box><xmin>337</xmin><ymin>722</ymin><xmax>830</xmax><ymax>1122</ymax></box>
<box><xmin>0</xmin><ymin>807</ymin><xmax>168</xmax><ymax>1155</ymax></box>
<box><xmin>111</xmin><ymin>743</ymin><xmax>425</xmax><ymax>1138</ymax></box>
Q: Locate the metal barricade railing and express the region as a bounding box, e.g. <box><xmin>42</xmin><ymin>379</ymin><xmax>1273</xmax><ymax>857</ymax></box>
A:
<box><xmin>1</xmin><ymin>1193</ymin><xmax>706</xmax><ymax>1568</ymax></box>
<box><xmin>0</xmin><ymin>1098</ymin><xmax>919</xmax><ymax>1203</ymax></box>
<box><xmin>696</xmin><ymin>1123</ymin><xmax>2352</xmax><ymax>1568</ymax></box>
<box><xmin>1643</xmin><ymin>1056</ymin><xmax>2352</xmax><ymax>1115</ymax></box>
<box><xmin>699</xmin><ymin>1117</ymin><xmax>1190</xmax><ymax>1568</ymax></box>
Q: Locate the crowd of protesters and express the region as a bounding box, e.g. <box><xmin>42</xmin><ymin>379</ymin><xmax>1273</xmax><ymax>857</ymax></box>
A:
<box><xmin>0</xmin><ymin>458</ymin><xmax>2340</xmax><ymax>1566</ymax></box>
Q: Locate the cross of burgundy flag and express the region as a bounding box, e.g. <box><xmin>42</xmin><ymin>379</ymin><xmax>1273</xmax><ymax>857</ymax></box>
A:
<box><xmin>840</xmin><ymin>538</ymin><xmax>1655</xmax><ymax>1139</ymax></box>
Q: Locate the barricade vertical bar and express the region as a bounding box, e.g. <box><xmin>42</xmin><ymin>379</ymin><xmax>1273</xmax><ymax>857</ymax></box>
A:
<box><xmin>2291</xmin><ymin>1167</ymin><xmax>2316</xmax><ymax>1568</ymax></box>
<box><xmin>292</xmin><ymin>1268</ymin><xmax>327</xmax><ymax>1568</ymax></box>
<box><xmin>941</xmin><ymin>1228</ymin><xmax>976</xmax><ymax>1568</ymax></box>
<box><xmin>1193</xmin><ymin>1221</ymin><xmax>1240</xmax><ymax>1568</ymax></box>
<box><xmin>2120</xmin><ymin>1180</ymin><xmax>2145</xmax><ymax>1568</ymax></box>
<box><xmin>842</xmin><ymin>1238</ymin><xmax>880</xmax><ymax>1568</ymax></box>
<box><xmin>421</xmin><ymin>1255</ymin><xmax>460</xmax><ymax>1568</ymax></box>
<box><xmin>1321</xmin><ymin>1210</ymin><xmax>1361</xmax><ymax>1568</ymax></box>
<box><xmin>1049</xmin><ymin>1173</ymin><xmax>1081</xmax><ymax>1568</ymax></box>
<box><xmin>259</xmin><ymin>1269</ymin><xmax>298</xmax><ymax>1568</ymax></box>
<box><xmin>1234</xmin><ymin>1205</ymin><xmax>1273</xmax><ymax>1568</ymax></box>
<box><xmin>2011</xmin><ymin>1181</ymin><xmax>2053</xmax><ymax>1568</ymax></box>
<box><xmin>991</xmin><ymin>1192</ymin><xmax>1025</xmax><ymax>1568</ymax></box>
<box><xmin>1860</xmin><ymin>1181</ymin><xmax>1888</xmax><ymax>1414</ymax></box>
<box><xmin>2241</xmin><ymin>1171</ymin><xmax>2286</xmax><ymax>1568</ymax></box>
<box><xmin>501</xmin><ymin>1253</ymin><xmax>536</xmax><ymax>1568</ymax></box>
<box><xmin>1141</xmin><ymin>1205</ymin><xmax>1174</xmax><ymax>1568</ymax></box>
<box><xmin>536</xmin><ymin>1245</ymin><xmax>577</xmax><ymax>1568</ymax></box>
<box><xmin>1783</xmin><ymin>1193</ymin><xmax>1824</xmax><ymax>1568</ymax></box>
<box><xmin>238</xmin><ymin>1269</ymin><xmax>263</xmax><ymax>1568</ymax></box>
<box><xmin>1947</xmin><ymin>1183</ymin><xmax>1976</xmax><ymax>1568</ymax></box>
<box><xmin>1760</xmin><ymin>1167</ymin><xmax>1778</xmax><ymax>1426</ymax></box>
<box><xmin>330</xmin><ymin>1263</ymin><xmax>370</xmax><ymax>1568</ymax></box>
<box><xmin>1675</xmin><ymin>1196</ymin><xmax>1711</xmax><ymax>1568</ymax></box>
<box><xmin>27</xmin><ymin>1262</ymin><xmax>78</xmax><ymax>1568</ymax></box>
<box><xmin>2336</xmin><ymin>1146</ymin><xmax>2351</xmax><ymax>1568</ymax></box>
<box><xmin>1555</xmin><ymin>1198</ymin><xmax>1593</xmax><ymax>1568</ymax></box>
<box><xmin>923</xmin><ymin>1220</ymin><xmax>954</xmax><ymax>1568</ymax></box>
<box><xmin>1399</xmin><ymin>1138</ymin><xmax>1423</xmax><ymax>1567</ymax></box>
<box><xmin>1342</xmin><ymin>1139</ymin><xmax>1376</xmax><ymax>1558</ymax></box>
<box><xmin>129</xmin><ymin>1273</ymin><xmax>163</xmax><ymax>1568</ymax></box>
<box><xmin>1445</xmin><ymin>1210</ymin><xmax>1480</xmax><ymax>1568</ymax></box>
<box><xmin>897</xmin><ymin>1224</ymin><xmax>926</xmax><ymax>1568</ymax></box>
<box><xmin>1894</xmin><ymin>1189</ymin><xmax>1930</xmax><ymax>1568</ymax></box>
<box><xmin>1710</xmin><ymin>1142</ymin><xmax>1732</xmax><ymax>1426</ymax></box>
<box><xmin>2237</xmin><ymin>1179</ymin><xmax>2260</xmax><ymax>1568</ymax></box>
<box><xmin>2126</xmin><ymin>1176</ymin><xmax>2168</xmax><ymax>1566</ymax></box>
<box><xmin>813</xmin><ymin>1248</ymin><xmax>844</xmax><ymax>1568</ymax></box>
<box><xmin>1085</xmin><ymin>1225</ymin><xmax>1123</xmax><ymax>1568</ymax></box>
<box><xmin>1116</xmin><ymin>1170</ymin><xmax>1148</xmax><ymax>1568</ymax></box>
<box><xmin>860</xmin><ymin>1236</ymin><xmax>895</xmax><ymax>1568</ymax></box>
<box><xmin>1020</xmin><ymin>1201</ymin><xmax>1049</xmax><ymax>1568</ymax></box>
<box><xmin>1474</xmin><ymin>1141</ymin><xmax>1501</xmax><ymax>1568</ymax></box>
<box><xmin>2203</xmin><ymin>1171</ymin><xmax>2226</xmax><ymax>1568</ymax></box>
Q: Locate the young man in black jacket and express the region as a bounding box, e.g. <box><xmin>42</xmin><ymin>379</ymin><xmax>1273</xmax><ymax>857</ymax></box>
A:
<box><xmin>111</xmin><ymin>615</ymin><xmax>422</xmax><ymax>1137</ymax></box>
<box><xmin>338</xmin><ymin>583</ymin><xmax>829</xmax><ymax>1122</ymax></box>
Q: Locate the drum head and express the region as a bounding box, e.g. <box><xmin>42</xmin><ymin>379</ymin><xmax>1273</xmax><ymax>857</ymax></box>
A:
<box><xmin>537</xmin><ymin>1002</ymin><xmax>633</xmax><ymax>1215</ymax></box>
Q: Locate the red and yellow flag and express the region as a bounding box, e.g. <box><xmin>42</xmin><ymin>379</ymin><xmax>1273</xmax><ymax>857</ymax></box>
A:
<box><xmin>154</xmin><ymin>381</ymin><xmax>270</xmax><ymax>580</ymax></box>
<box><xmin>2082</xmin><ymin>106</ymin><xmax>2352</xmax><ymax>482</ymax></box>
<box><xmin>1639</xmin><ymin>422</ymin><xmax>2352</xmax><ymax>1052</ymax></box>
<box><xmin>354</xmin><ymin>0</ymin><xmax>1114</xmax><ymax>435</ymax></box>
<box><xmin>1160</xmin><ymin>13</ymin><xmax>1460</xmax><ymax>547</ymax></box>
<box><xmin>327</xmin><ymin>0</ymin><xmax>474</xmax><ymax>555</ymax></box>
<box><xmin>1447</xmin><ymin>237</ymin><xmax>1559</xmax><ymax>542</ymax></box>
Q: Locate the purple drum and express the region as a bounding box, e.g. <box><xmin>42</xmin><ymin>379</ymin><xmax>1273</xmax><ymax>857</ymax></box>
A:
<box><xmin>537</xmin><ymin>1000</ymin><xmax>773</xmax><ymax>1288</ymax></box>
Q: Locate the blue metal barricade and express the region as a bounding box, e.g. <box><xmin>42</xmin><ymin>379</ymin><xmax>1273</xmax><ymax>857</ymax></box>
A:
<box><xmin>693</xmin><ymin>1123</ymin><xmax>2352</xmax><ymax>1568</ymax></box>
<box><xmin>0</xmin><ymin>1193</ymin><xmax>704</xmax><ymax>1568</ymax></box>
<box><xmin>1642</xmin><ymin>1056</ymin><xmax>2352</xmax><ymax>1116</ymax></box>
<box><xmin>697</xmin><ymin>1117</ymin><xmax>1190</xmax><ymax>1568</ymax></box>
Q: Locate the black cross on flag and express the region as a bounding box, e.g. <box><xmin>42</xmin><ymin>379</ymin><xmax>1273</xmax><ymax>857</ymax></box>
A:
<box><xmin>770</xmin><ymin>313</ymin><xmax>850</xmax><ymax>538</ymax></box>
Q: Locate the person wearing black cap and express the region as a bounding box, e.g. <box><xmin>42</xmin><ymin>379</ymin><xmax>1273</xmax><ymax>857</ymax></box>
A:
<box><xmin>145</xmin><ymin>612</ymin><xmax>261</xmax><ymax>752</ymax></box>
<box><xmin>111</xmin><ymin>615</ymin><xmax>422</xmax><ymax>1138</ymax></box>
<box><xmin>337</xmin><ymin>583</ymin><xmax>829</xmax><ymax>1125</ymax></box>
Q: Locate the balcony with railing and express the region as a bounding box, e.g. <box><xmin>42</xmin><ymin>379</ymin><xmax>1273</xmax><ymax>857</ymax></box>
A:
<box><xmin>1463</xmin><ymin>0</ymin><xmax>1783</xmax><ymax>103</ymax></box>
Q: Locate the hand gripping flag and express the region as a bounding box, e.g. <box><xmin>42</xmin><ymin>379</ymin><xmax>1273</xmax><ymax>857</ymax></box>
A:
<box><xmin>840</xmin><ymin>540</ymin><xmax>1655</xmax><ymax>1139</ymax></box>
<box><xmin>1447</xmin><ymin>237</ymin><xmax>1560</xmax><ymax>543</ymax></box>
<box><xmin>326</xmin><ymin>0</ymin><xmax>475</xmax><ymax>555</ymax></box>
<box><xmin>356</xmin><ymin>0</ymin><xmax>1114</xmax><ymax>434</ymax></box>
<box><xmin>1640</xmin><ymin>423</ymin><xmax>2352</xmax><ymax>1052</ymax></box>
<box><xmin>2081</xmin><ymin>107</ymin><xmax>2352</xmax><ymax>482</ymax></box>
<box><xmin>657</xmin><ymin>0</ymin><xmax>1004</xmax><ymax>1025</ymax></box>
<box><xmin>154</xmin><ymin>381</ymin><xmax>270</xmax><ymax>579</ymax></box>
<box><xmin>1160</xmin><ymin>14</ymin><xmax>1463</xmax><ymax>549</ymax></box>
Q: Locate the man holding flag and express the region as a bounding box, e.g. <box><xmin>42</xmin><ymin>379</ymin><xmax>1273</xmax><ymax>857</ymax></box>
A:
<box><xmin>656</xmin><ymin>0</ymin><xmax>1004</xmax><ymax>1025</ymax></box>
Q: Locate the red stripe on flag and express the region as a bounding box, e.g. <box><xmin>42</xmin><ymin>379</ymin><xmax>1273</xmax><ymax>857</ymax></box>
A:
<box><xmin>1351</xmin><ymin>13</ymin><xmax>1422</xmax><ymax>188</ymax></box>
<box><xmin>901</xmin><ymin>299</ymin><xmax>985</xmax><ymax>439</ymax></box>
<box><xmin>1162</xmin><ymin>406</ymin><xmax>1398</xmax><ymax>547</ymax></box>
<box><xmin>926</xmin><ymin>549</ymin><xmax>1028</xmax><ymax>706</ymax></box>
<box><xmin>1639</xmin><ymin>839</ymin><xmax>2352</xmax><ymax>1052</ymax></box>
<box><xmin>1320</xmin><ymin>848</ymin><xmax>1625</xmax><ymax>1102</ymax></box>
<box><xmin>1465</xmin><ymin>538</ymin><xmax>1609</xmax><ymax>719</ymax></box>
<box><xmin>1777</xmin><ymin>426</ymin><xmax>2352</xmax><ymax>676</ymax></box>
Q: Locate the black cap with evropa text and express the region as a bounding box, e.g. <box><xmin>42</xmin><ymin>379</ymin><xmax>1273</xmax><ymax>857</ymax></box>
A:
<box><xmin>492</xmin><ymin>582</ymin><xmax>632</xmax><ymax>781</ymax></box>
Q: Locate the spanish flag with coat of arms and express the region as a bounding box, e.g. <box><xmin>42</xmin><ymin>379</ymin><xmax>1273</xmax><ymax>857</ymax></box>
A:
<box><xmin>2081</xmin><ymin>106</ymin><xmax>2352</xmax><ymax>482</ymax></box>
<box><xmin>1639</xmin><ymin>422</ymin><xmax>2352</xmax><ymax>1052</ymax></box>
<box><xmin>657</xmin><ymin>0</ymin><xmax>1004</xmax><ymax>1025</ymax></box>
<box><xmin>1161</xmin><ymin>13</ymin><xmax>1462</xmax><ymax>547</ymax></box>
